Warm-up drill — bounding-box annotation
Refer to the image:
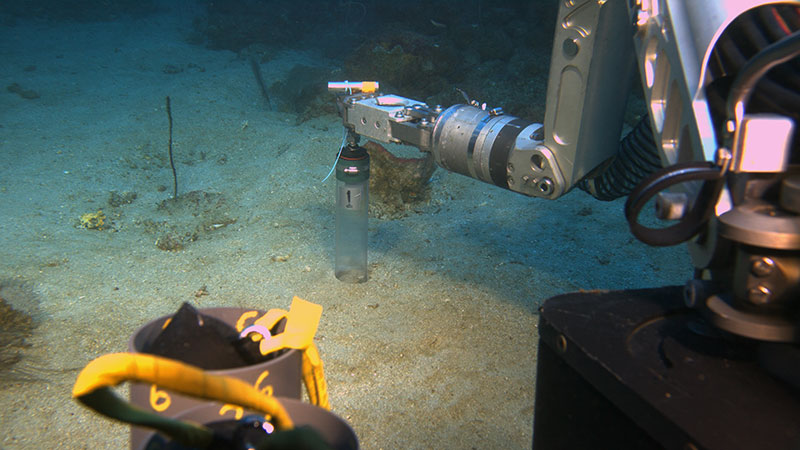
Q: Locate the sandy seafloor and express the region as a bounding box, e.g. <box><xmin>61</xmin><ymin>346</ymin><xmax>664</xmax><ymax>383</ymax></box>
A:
<box><xmin>0</xmin><ymin>6</ymin><xmax>691</xmax><ymax>450</ymax></box>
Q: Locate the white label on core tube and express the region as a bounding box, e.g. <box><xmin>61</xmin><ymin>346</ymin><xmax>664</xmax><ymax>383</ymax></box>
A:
<box><xmin>339</xmin><ymin>185</ymin><xmax>364</xmax><ymax>211</ymax></box>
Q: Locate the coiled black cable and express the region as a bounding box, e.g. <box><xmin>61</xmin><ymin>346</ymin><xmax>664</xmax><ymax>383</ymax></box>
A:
<box><xmin>709</xmin><ymin>4</ymin><xmax>800</xmax><ymax>157</ymax></box>
<box><xmin>578</xmin><ymin>116</ymin><xmax>662</xmax><ymax>201</ymax></box>
<box><xmin>727</xmin><ymin>29</ymin><xmax>800</xmax><ymax>133</ymax></box>
<box><xmin>624</xmin><ymin>161</ymin><xmax>724</xmax><ymax>247</ymax></box>
<box><xmin>624</xmin><ymin>5</ymin><xmax>800</xmax><ymax>248</ymax></box>
<box><xmin>580</xmin><ymin>4</ymin><xmax>799</xmax><ymax>201</ymax></box>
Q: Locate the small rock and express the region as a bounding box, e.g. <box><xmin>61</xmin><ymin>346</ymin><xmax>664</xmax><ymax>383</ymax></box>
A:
<box><xmin>155</xmin><ymin>234</ymin><xmax>184</xmax><ymax>251</ymax></box>
<box><xmin>6</xmin><ymin>83</ymin><xmax>40</xmax><ymax>100</ymax></box>
<box><xmin>162</xmin><ymin>64</ymin><xmax>184</xmax><ymax>74</ymax></box>
<box><xmin>108</xmin><ymin>190</ymin><xmax>137</xmax><ymax>207</ymax></box>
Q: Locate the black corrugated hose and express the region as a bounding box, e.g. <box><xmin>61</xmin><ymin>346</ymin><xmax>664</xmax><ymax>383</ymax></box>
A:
<box><xmin>712</xmin><ymin>3</ymin><xmax>800</xmax><ymax>159</ymax></box>
<box><xmin>580</xmin><ymin>3</ymin><xmax>800</xmax><ymax>201</ymax></box>
<box><xmin>578</xmin><ymin>116</ymin><xmax>662</xmax><ymax>201</ymax></box>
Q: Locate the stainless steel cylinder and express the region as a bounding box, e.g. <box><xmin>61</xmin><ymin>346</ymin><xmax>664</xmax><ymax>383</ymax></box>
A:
<box><xmin>431</xmin><ymin>104</ymin><xmax>532</xmax><ymax>189</ymax></box>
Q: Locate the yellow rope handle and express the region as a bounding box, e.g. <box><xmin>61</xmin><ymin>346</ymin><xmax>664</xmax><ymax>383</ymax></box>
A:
<box><xmin>302</xmin><ymin>343</ymin><xmax>329</xmax><ymax>410</ymax></box>
<box><xmin>72</xmin><ymin>352</ymin><xmax>294</xmax><ymax>430</ymax></box>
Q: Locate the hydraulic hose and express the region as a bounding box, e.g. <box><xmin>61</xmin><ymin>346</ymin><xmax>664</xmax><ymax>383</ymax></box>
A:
<box><xmin>581</xmin><ymin>4</ymin><xmax>800</xmax><ymax>201</ymax></box>
<box><xmin>727</xmin><ymin>28</ymin><xmax>800</xmax><ymax>131</ymax></box>
<box><xmin>578</xmin><ymin>116</ymin><xmax>662</xmax><ymax>201</ymax></box>
<box><xmin>625</xmin><ymin>162</ymin><xmax>724</xmax><ymax>247</ymax></box>
<box><xmin>710</xmin><ymin>4</ymin><xmax>800</xmax><ymax>157</ymax></box>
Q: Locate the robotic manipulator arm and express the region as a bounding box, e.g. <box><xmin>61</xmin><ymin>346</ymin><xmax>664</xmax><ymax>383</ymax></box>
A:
<box><xmin>332</xmin><ymin>1</ymin><xmax>800</xmax><ymax>344</ymax></box>
<box><xmin>330</xmin><ymin>0</ymin><xmax>643</xmax><ymax>201</ymax></box>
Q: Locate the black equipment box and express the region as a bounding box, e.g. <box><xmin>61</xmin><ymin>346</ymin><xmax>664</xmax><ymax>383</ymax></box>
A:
<box><xmin>533</xmin><ymin>286</ymin><xmax>800</xmax><ymax>450</ymax></box>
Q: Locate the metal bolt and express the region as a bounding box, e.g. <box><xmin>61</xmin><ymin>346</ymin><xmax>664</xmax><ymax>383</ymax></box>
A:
<box><xmin>507</xmin><ymin>163</ymin><xmax>514</xmax><ymax>173</ymax></box>
<box><xmin>747</xmin><ymin>285</ymin><xmax>772</xmax><ymax>305</ymax></box>
<box><xmin>538</xmin><ymin>178</ymin><xmax>554</xmax><ymax>195</ymax></box>
<box><xmin>750</xmin><ymin>257</ymin><xmax>775</xmax><ymax>277</ymax></box>
<box><xmin>716</xmin><ymin>147</ymin><xmax>732</xmax><ymax>171</ymax></box>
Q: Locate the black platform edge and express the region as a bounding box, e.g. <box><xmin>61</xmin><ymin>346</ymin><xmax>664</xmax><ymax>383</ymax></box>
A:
<box><xmin>533</xmin><ymin>286</ymin><xmax>800</xmax><ymax>450</ymax></box>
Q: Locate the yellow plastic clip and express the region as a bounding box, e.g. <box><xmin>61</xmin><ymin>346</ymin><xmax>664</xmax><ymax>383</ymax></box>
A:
<box><xmin>247</xmin><ymin>296</ymin><xmax>330</xmax><ymax>410</ymax></box>
<box><xmin>254</xmin><ymin>297</ymin><xmax>321</xmax><ymax>352</ymax></box>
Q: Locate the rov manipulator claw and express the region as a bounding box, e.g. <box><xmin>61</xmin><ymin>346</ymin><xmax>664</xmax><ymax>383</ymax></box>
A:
<box><xmin>327</xmin><ymin>81</ymin><xmax>559</xmax><ymax>199</ymax></box>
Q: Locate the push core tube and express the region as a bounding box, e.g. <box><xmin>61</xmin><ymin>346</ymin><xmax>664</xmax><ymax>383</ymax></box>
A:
<box><xmin>334</xmin><ymin>144</ymin><xmax>370</xmax><ymax>283</ymax></box>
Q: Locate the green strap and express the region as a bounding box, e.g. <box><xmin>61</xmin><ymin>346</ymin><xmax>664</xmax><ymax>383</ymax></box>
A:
<box><xmin>76</xmin><ymin>388</ymin><xmax>214</xmax><ymax>448</ymax></box>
